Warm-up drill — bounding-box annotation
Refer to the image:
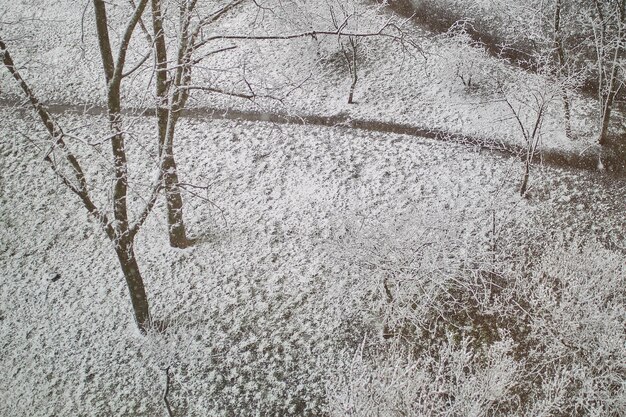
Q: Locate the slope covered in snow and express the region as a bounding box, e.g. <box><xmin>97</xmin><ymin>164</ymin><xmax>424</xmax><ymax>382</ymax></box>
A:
<box><xmin>1</xmin><ymin>107</ymin><xmax>625</xmax><ymax>415</ymax></box>
<box><xmin>1</xmin><ymin>1</ymin><xmax>625</xmax><ymax>415</ymax></box>
<box><xmin>0</xmin><ymin>0</ymin><xmax>613</xmax><ymax>161</ymax></box>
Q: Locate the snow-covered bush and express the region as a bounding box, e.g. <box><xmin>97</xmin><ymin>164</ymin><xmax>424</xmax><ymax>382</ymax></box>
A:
<box><xmin>409</xmin><ymin>0</ymin><xmax>551</xmax><ymax>57</ymax></box>
<box><xmin>441</xmin><ymin>21</ymin><xmax>494</xmax><ymax>91</ymax></box>
<box><xmin>333</xmin><ymin>203</ymin><xmax>505</xmax><ymax>344</ymax></box>
<box><xmin>327</xmin><ymin>335</ymin><xmax>520</xmax><ymax>416</ymax></box>
<box><xmin>329</xmin><ymin>210</ymin><xmax>625</xmax><ymax>415</ymax></box>
<box><xmin>518</xmin><ymin>239</ymin><xmax>626</xmax><ymax>416</ymax></box>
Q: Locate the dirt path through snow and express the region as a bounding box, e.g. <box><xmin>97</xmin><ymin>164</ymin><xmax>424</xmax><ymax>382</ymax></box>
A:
<box><xmin>2</xmin><ymin>98</ymin><xmax>624</xmax><ymax>175</ymax></box>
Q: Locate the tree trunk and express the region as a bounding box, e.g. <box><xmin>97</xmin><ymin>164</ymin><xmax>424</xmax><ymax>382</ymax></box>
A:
<box><xmin>163</xmin><ymin>145</ymin><xmax>190</xmax><ymax>248</ymax></box>
<box><xmin>93</xmin><ymin>0</ymin><xmax>153</xmax><ymax>332</ymax></box>
<box><xmin>347</xmin><ymin>38</ymin><xmax>358</xmax><ymax>104</ymax></box>
<box><xmin>553</xmin><ymin>0</ymin><xmax>572</xmax><ymax>139</ymax></box>
<box><xmin>161</xmin><ymin>101</ymin><xmax>191</xmax><ymax>248</ymax></box>
<box><xmin>115</xmin><ymin>239</ymin><xmax>151</xmax><ymax>332</ymax></box>
<box><xmin>151</xmin><ymin>0</ymin><xmax>169</xmax><ymax>152</ymax></box>
<box><xmin>595</xmin><ymin>0</ymin><xmax>625</xmax><ymax>146</ymax></box>
<box><xmin>599</xmin><ymin>89</ymin><xmax>616</xmax><ymax>145</ymax></box>
<box><xmin>598</xmin><ymin>108</ymin><xmax>610</xmax><ymax>146</ymax></box>
<box><xmin>563</xmin><ymin>92</ymin><xmax>572</xmax><ymax>139</ymax></box>
<box><xmin>520</xmin><ymin>159</ymin><xmax>530</xmax><ymax>197</ymax></box>
<box><xmin>348</xmin><ymin>74</ymin><xmax>357</xmax><ymax>104</ymax></box>
<box><xmin>151</xmin><ymin>0</ymin><xmax>191</xmax><ymax>248</ymax></box>
<box><xmin>598</xmin><ymin>59</ymin><xmax>619</xmax><ymax>146</ymax></box>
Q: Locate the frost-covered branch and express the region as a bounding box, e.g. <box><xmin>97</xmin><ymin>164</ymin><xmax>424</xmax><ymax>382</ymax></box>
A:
<box><xmin>0</xmin><ymin>36</ymin><xmax>113</xmax><ymax>238</ymax></box>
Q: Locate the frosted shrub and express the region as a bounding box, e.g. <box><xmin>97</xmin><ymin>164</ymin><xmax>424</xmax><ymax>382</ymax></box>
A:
<box><xmin>327</xmin><ymin>335</ymin><xmax>520</xmax><ymax>416</ymax></box>
<box><xmin>518</xmin><ymin>239</ymin><xmax>626</xmax><ymax>416</ymax></box>
<box><xmin>331</xmin><ymin>210</ymin><xmax>624</xmax><ymax>415</ymax></box>
<box><xmin>334</xmin><ymin>206</ymin><xmax>509</xmax><ymax>349</ymax></box>
<box><xmin>412</xmin><ymin>0</ymin><xmax>547</xmax><ymax>54</ymax></box>
<box><xmin>441</xmin><ymin>21</ymin><xmax>494</xmax><ymax>91</ymax></box>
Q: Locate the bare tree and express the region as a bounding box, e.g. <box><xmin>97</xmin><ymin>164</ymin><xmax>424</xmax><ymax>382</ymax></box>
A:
<box><xmin>325</xmin><ymin>0</ymin><xmax>363</xmax><ymax>104</ymax></box>
<box><xmin>1</xmin><ymin>0</ymin><xmax>419</xmax><ymax>332</ymax></box>
<box><xmin>247</xmin><ymin>0</ymin><xmax>418</xmax><ymax>104</ymax></box>
<box><xmin>140</xmin><ymin>0</ymin><xmax>416</xmax><ymax>243</ymax></box>
<box><xmin>147</xmin><ymin>0</ymin><xmax>193</xmax><ymax>249</ymax></box>
<box><xmin>493</xmin><ymin>0</ymin><xmax>581</xmax><ymax>140</ymax></box>
<box><xmin>175</xmin><ymin>0</ymin><xmax>417</xmax><ymax>93</ymax></box>
<box><xmin>134</xmin><ymin>0</ymin><xmax>422</xmax><ymax>255</ymax></box>
<box><xmin>1</xmin><ymin>0</ymin><xmax>157</xmax><ymax>332</ymax></box>
<box><xmin>588</xmin><ymin>0</ymin><xmax>626</xmax><ymax>145</ymax></box>
<box><xmin>501</xmin><ymin>75</ymin><xmax>559</xmax><ymax>196</ymax></box>
<box><xmin>144</xmin><ymin>0</ymin><xmax>263</xmax><ymax>249</ymax></box>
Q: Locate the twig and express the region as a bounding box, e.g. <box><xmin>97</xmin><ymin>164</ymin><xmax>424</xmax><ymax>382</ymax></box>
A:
<box><xmin>184</xmin><ymin>85</ymin><xmax>254</xmax><ymax>100</ymax></box>
<box><xmin>122</xmin><ymin>48</ymin><xmax>153</xmax><ymax>78</ymax></box>
<box><xmin>178</xmin><ymin>182</ymin><xmax>228</xmax><ymax>229</ymax></box>
<box><xmin>193</xmin><ymin>20</ymin><xmax>409</xmax><ymax>50</ymax></box>
<box><xmin>163</xmin><ymin>366</ymin><xmax>174</xmax><ymax>417</ymax></box>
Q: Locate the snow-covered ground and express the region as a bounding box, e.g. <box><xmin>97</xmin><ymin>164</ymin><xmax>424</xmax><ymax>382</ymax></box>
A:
<box><xmin>1</xmin><ymin>0</ymin><xmax>626</xmax><ymax>415</ymax></box>
<box><xmin>1</xmin><ymin>107</ymin><xmax>625</xmax><ymax>415</ymax></box>
<box><xmin>0</xmin><ymin>0</ymin><xmax>608</xmax><ymax>158</ymax></box>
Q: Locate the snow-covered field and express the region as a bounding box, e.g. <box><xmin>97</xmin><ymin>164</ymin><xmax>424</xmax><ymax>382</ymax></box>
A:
<box><xmin>1</xmin><ymin>0</ymin><xmax>626</xmax><ymax>415</ymax></box>
<box><xmin>1</xmin><ymin>107</ymin><xmax>625</xmax><ymax>415</ymax></box>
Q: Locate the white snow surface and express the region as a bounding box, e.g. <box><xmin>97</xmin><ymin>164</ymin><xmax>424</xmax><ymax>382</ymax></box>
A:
<box><xmin>1</xmin><ymin>107</ymin><xmax>625</xmax><ymax>415</ymax></box>
<box><xmin>1</xmin><ymin>1</ymin><xmax>626</xmax><ymax>415</ymax></box>
<box><xmin>0</xmin><ymin>0</ymin><xmax>608</xmax><ymax>156</ymax></box>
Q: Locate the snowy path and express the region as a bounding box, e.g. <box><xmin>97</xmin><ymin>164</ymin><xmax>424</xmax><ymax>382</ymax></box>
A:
<box><xmin>2</xmin><ymin>99</ymin><xmax>624</xmax><ymax>175</ymax></box>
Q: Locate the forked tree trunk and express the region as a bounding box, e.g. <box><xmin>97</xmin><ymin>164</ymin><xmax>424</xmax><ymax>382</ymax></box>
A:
<box><xmin>115</xmin><ymin>239</ymin><xmax>151</xmax><ymax>332</ymax></box>
<box><xmin>93</xmin><ymin>0</ymin><xmax>153</xmax><ymax>331</ymax></box>
<box><xmin>3</xmin><ymin>27</ymin><xmax>154</xmax><ymax>333</ymax></box>
<box><xmin>151</xmin><ymin>0</ymin><xmax>191</xmax><ymax>249</ymax></box>
<box><xmin>593</xmin><ymin>0</ymin><xmax>626</xmax><ymax>145</ymax></box>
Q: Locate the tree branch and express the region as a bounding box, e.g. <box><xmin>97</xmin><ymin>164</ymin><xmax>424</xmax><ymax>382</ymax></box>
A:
<box><xmin>122</xmin><ymin>47</ymin><xmax>153</xmax><ymax>78</ymax></box>
<box><xmin>190</xmin><ymin>45</ymin><xmax>237</xmax><ymax>66</ymax></box>
<box><xmin>193</xmin><ymin>20</ymin><xmax>406</xmax><ymax>50</ymax></box>
<box><xmin>163</xmin><ymin>366</ymin><xmax>173</xmax><ymax>417</ymax></box>
<box><xmin>0</xmin><ymin>37</ymin><xmax>113</xmax><ymax>233</ymax></box>
<box><xmin>129</xmin><ymin>176</ymin><xmax>163</xmax><ymax>239</ymax></box>
<box><xmin>112</xmin><ymin>0</ymin><xmax>150</xmax><ymax>84</ymax></box>
<box><xmin>128</xmin><ymin>0</ymin><xmax>154</xmax><ymax>45</ymax></box>
<box><xmin>184</xmin><ymin>85</ymin><xmax>254</xmax><ymax>99</ymax></box>
<box><xmin>190</xmin><ymin>0</ymin><xmax>245</xmax><ymax>48</ymax></box>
